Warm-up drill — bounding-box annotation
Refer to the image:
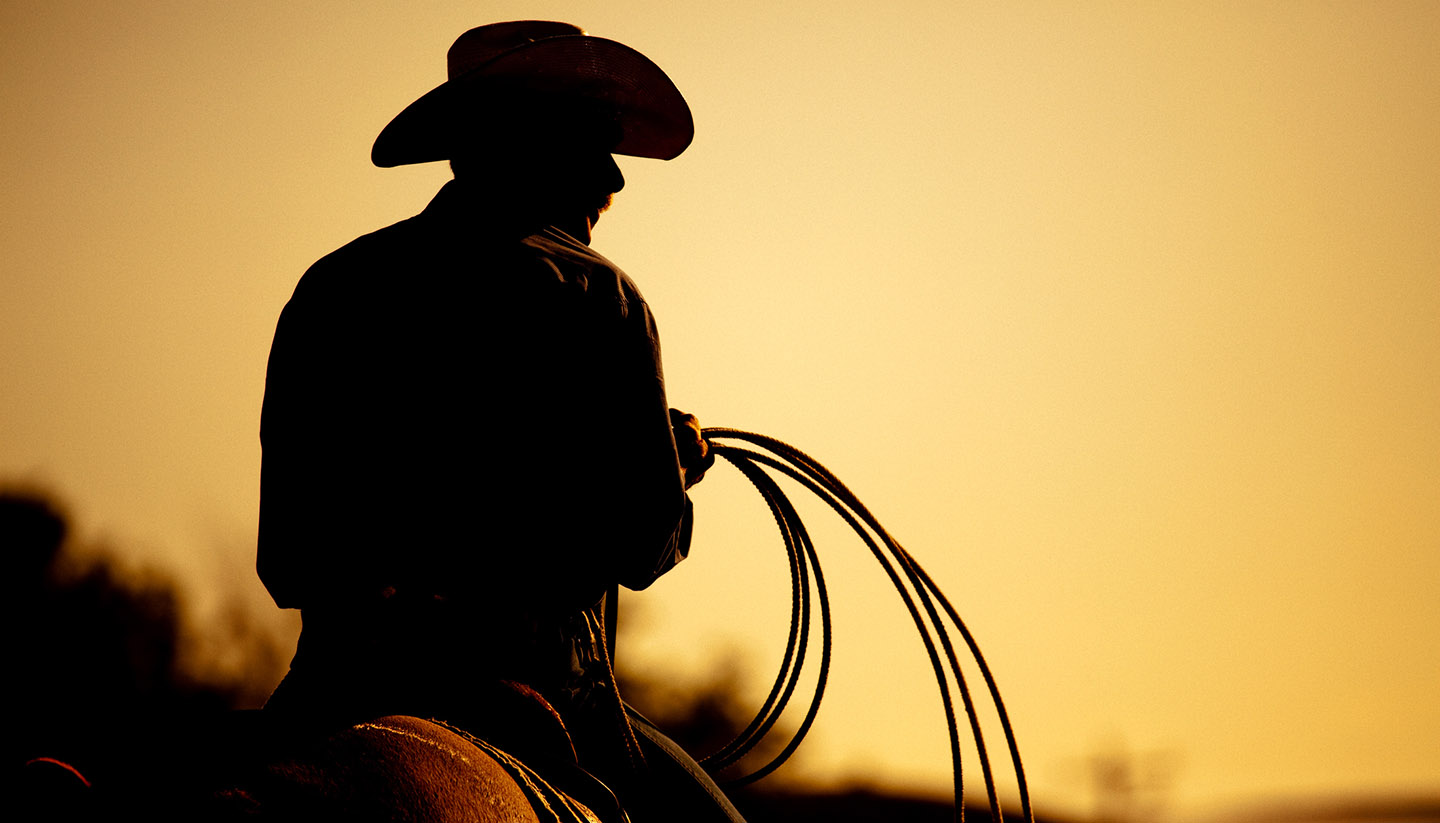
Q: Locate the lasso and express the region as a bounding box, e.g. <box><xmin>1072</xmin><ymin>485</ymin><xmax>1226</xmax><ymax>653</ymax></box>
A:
<box><xmin>698</xmin><ymin>428</ymin><xmax>1034</xmax><ymax>823</ymax></box>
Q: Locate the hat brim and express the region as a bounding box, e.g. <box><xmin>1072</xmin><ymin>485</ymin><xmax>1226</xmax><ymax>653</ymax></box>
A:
<box><xmin>372</xmin><ymin>36</ymin><xmax>693</xmax><ymax>167</ymax></box>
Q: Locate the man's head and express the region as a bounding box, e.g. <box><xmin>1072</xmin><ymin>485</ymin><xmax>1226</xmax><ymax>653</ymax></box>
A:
<box><xmin>448</xmin><ymin>95</ymin><xmax>627</xmax><ymax>242</ymax></box>
<box><xmin>373</xmin><ymin>22</ymin><xmax>692</xmax><ymax>168</ymax></box>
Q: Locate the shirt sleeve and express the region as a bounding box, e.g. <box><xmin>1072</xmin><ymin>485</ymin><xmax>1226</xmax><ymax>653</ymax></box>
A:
<box><xmin>607</xmin><ymin>297</ymin><xmax>693</xmax><ymax>590</ymax></box>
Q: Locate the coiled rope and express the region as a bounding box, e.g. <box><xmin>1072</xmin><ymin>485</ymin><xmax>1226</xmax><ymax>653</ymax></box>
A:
<box><xmin>698</xmin><ymin>428</ymin><xmax>1034</xmax><ymax>823</ymax></box>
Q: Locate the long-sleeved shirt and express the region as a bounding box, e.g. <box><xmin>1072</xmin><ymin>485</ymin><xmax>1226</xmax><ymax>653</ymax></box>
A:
<box><xmin>257</xmin><ymin>180</ymin><xmax>692</xmax><ymax>611</ymax></box>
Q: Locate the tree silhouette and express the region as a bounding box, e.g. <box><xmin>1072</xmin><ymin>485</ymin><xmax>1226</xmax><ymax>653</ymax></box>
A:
<box><xmin>2</xmin><ymin>487</ymin><xmax>283</xmax><ymax>789</ymax></box>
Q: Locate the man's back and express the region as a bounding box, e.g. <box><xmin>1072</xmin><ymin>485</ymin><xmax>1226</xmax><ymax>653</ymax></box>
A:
<box><xmin>258</xmin><ymin>181</ymin><xmax>691</xmax><ymax>612</ymax></box>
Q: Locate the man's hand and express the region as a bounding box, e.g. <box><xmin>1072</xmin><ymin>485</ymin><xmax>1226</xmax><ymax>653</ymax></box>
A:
<box><xmin>670</xmin><ymin>409</ymin><xmax>714</xmax><ymax>490</ymax></box>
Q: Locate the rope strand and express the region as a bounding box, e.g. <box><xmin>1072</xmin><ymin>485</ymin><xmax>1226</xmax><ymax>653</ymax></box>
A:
<box><xmin>696</xmin><ymin>429</ymin><xmax>1034</xmax><ymax>823</ymax></box>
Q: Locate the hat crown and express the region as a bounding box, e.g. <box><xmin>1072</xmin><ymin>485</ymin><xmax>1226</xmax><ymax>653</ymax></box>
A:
<box><xmin>374</xmin><ymin>20</ymin><xmax>692</xmax><ymax>165</ymax></box>
<box><xmin>447</xmin><ymin>21</ymin><xmax>585</xmax><ymax>79</ymax></box>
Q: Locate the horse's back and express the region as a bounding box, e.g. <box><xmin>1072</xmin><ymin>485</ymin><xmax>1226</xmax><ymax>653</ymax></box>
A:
<box><xmin>213</xmin><ymin>715</ymin><xmax>545</xmax><ymax>822</ymax></box>
<box><xmin>20</xmin><ymin>710</ymin><xmax>748</xmax><ymax>822</ymax></box>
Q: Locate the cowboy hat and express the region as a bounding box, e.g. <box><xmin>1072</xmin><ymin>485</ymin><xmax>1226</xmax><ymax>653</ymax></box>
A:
<box><xmin>372</xmin><ymin>21</ymin><xmax>693</xmax><ymax>167</ymax></box>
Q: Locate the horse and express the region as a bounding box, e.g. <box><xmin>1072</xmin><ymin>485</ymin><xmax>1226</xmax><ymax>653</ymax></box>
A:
<box><xmin>193</xmin><ymin>713</ymin><xmax>591</xmax><ymax>822</ymax></box>
<box><xmin>17</xmin><ymin>705</ymin><xmax>744</xmax><ymax>823</ymax></box>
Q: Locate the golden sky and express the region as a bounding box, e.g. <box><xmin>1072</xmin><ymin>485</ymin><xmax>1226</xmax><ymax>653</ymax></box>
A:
<box><xmin>3</xmin><ymin>2</ymin><xmax>1437</xmax><ymax>819</ymax></box>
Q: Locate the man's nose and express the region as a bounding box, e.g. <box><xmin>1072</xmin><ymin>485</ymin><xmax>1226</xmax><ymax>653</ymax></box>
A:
<box><xmin>603</xmin><ymin>153</ymin><xmax>625</xmax><ymax>194</ymax></box>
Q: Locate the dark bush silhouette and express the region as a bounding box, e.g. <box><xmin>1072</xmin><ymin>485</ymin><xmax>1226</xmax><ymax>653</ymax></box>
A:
<box><xmin>2</xmin><ymin>487</ymin><xmax>282</xmax><ymax>789</ymax></box>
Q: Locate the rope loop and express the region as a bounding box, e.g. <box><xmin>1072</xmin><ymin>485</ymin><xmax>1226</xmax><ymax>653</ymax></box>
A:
<box><xmin>696</xmin><ymin>428</ymin><xmax>1034</xmax><ymax>823</ymax></box>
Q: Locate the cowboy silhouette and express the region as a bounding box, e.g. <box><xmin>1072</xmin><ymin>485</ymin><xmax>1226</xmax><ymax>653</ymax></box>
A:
<box><xmin>253</xmin><ymin>21</ymin><xmax>734</xmax><ymax>823</ymax></box>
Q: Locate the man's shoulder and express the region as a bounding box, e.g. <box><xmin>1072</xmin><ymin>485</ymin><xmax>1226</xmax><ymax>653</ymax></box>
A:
<box><xmin>286</xmin><ymin>203</ymin><xmax>647</xmax><ymax>321</ymax></box>
<box><xmin>300</xmin><ymin>214</ymin><xmax>429</xmax><ymax>282</ymax></box>
<box><xmin>517</xmin><ymin>229</ymin><xmax>645</xmax><ymax>309</ymax></box>
<box><xmin>287</xmin><ymin>208</ymin><xmax>476</xmax><ymax>308</ymax></box>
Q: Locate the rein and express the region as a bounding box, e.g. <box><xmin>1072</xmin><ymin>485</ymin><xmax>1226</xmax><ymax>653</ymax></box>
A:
<box><xmin>693</xmin><ymin>428</ymin><xmax>1035</xmax><ymax>823</ymax></box>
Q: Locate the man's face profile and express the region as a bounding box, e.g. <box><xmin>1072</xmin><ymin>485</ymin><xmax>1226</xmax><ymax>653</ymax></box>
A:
<box><xmin>454</xmin><ymin>100</ymin><xmax>626</xmax><ymax>241</ymax></box>
<box><xmin>527</xmin><ymin>107</ymin><xmax>626</xmax><ymax>238</ymax></box>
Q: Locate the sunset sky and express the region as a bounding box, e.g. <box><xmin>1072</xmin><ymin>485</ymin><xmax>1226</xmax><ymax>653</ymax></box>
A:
<box><xmin>3</xmin><ymin>2</ymin><xmax>1437</xmax><ymax>820</ymax></box>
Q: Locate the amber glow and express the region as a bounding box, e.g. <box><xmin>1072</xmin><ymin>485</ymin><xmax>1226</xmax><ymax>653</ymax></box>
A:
<box><xmin>3</xmin><ymin>2</ymin><xmax>1437</xmax><ymax>819</ymax></box>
